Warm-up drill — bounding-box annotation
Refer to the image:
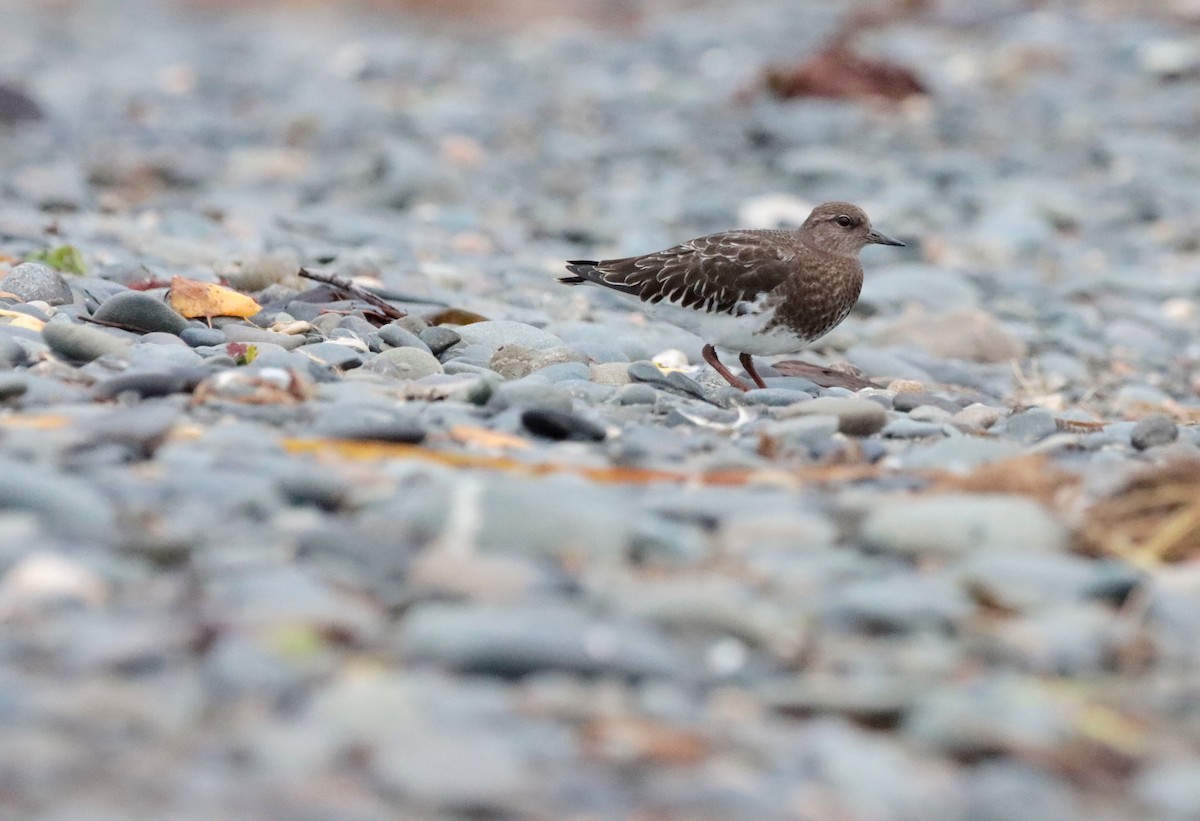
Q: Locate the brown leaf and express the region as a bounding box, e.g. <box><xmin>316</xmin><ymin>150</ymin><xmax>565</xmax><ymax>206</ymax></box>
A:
<box><xmin>765</xmin><ymin>46</ymin><xmax>927</xmax><ymax>102</ymax></box>
<box><xmin>425</xmin><ymin>307</ymin><xmax>489</xmax><ymax>326</ymax></box>
<box><xmin>580</xmin><ymin>715</ymin><xmax>709</xmax><ymax>766</ymax></box>
<box><xmin>447</xmin><ymin>425</ymin><xmax>530</xmax><ymax>450</ymax></box>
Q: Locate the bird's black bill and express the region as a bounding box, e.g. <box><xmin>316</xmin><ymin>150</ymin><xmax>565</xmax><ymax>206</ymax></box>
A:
<box><xmin>866</xmin><ymin>229</ymin><xmax>905</xmax><ymax>246</ymax></box>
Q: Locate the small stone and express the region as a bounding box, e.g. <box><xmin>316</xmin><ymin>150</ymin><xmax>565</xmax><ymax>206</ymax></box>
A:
<box><xmin>223</xmin><ymin>324</ymin><xmax>307</xmax><ymax>350</ymax></box>
<box><xmin>627</xmin><ymin>361</ymin><xmax>708</xmax><ymax>400</ymax></box>
<box><xmin>455</xmin><ymin>320</ymin><xmax>564</xmax><ymax>351</ymax></box>
<box><xmin>42</xmin><ymin>318</ymin><xmax>132</xmax><ymax>361</ymax></box>
<box><xmin>871</xmin><ymin>307</ymin><xmax>1026</xmax><ymax>363</ymax></box>
<box><xmin>92</xmin><ymin>290</ymin><xmax>189</xmax><ymax>334</ymax></box>
<box><xmin>740</xmin><ymin>388</ymin><xmax>814</xmax><ymax>407</ymax></box>
<box><xmin>1001</xmin><ymin>408</ymin><xmax>1058</xmax><ymax>443</ymax></box>
<box><xmin>590</xmin><ymin>362</ymin><xmax>632</xmax><ymax>386</ymax></box>
<box><xmin>1131</xmin><ymin>414</ymin><xmax>1179</xmax><ymax>450</ymax></box>
<box><xmin>780</xmin><ymin>396</ymin><xmax>887</xmax><ymax>436</ymax></box>
<box><xmin>521</xmin><ymin>408</ymin><xmax>607</xmax><ymax>442</ymax></box>
<box><xmin>0</xmin><ymin>551</ymin><xmax>108</xmax><ymax>610</ymax></box>
<box><xmin>376</xmin><ymin>323</ymin><xmax>431</xmax><ymax>353</ymax></box>
<box><xmin>881</xmin><ymin>418</ymin><xmax>947</xmax><ymax>439</ymax></box>
<box><xmin>893</xmin><ymin>391</ymin><xmax>960</xmax><ymax>414</ymax></box>
<box><xmin>297</xmin><ymin>341</ymin><xmax>363</xmax><ymax>370</ymax></box>
<box><xmin>616</xmin><ymin>383</ymin><xmax>657</xmax><ymax>405</ymax></box>
<box><xmin>369</xmin><ymin>347</ymin><xmax>444</xmax><ymax>380</ymax></box>
<box><xmin>92</xmin><ymin>369</ymin><xmax>195</xmax><ymax>399</ymax></box>
<box><xmin>0</xmin><ymin>262</ymin><xmax>73</xmax><ymax>306</ymax></box>
<box><xmin>899</xmin><ymin>437</ymin><xmax>1023</xmax><ymax>469</ymax></box>
<box><xmin>765</xmin><ymin>414</ymin><xmax>840</xmax><ymax>448</ymax></box>
<box><xmin>310</xmin><ymin>410</ymin><xmax>426</xmax><ymax>443</ymax></box>
<box><xmin>953</xmin><ymin>403</ymin><xmax>1004</xmax><ymax>430</ymax></box>
<box><xmin>418</xmin><ymin>325</ymin><xmax>461</xmax><ymax>356</ymax></box>
<box><xmin>861</xmin><ymin>494</ymin><xmax>1068</xmax><ymax>558</ymax></box>
<box><xmin>180</xmin><ymin>326</ymin><xmax>226</xmax><ymax>347</ymax></box>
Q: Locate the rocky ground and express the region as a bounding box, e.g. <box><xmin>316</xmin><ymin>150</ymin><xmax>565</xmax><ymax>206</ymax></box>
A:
<box><xmin>3</xmin><ymin>0</ymin><xmax>1200</xmax><ymax>818</ymax></box>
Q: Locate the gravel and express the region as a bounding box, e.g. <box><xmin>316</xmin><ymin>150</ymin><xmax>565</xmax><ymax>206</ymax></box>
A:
<box><xmin>0</xmin><ymin>0</ymin><xmax>1196</xmax><ymax>818</ymax></box>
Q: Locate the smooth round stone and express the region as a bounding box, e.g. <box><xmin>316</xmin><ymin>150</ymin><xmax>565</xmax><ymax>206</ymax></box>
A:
<box><xmin>0</xmin><ymin>261</ymin><xmax>72</xmax><ymax>305</ymax></box>
<box><xmin>952</xmin><ymin>403</ymin><xmax>1004</xmax><ymax>430</ymax></box>
<box><xmin>126</xmin><ymin>342</ymin><xmax>203</xmax><ymax>369</ymax></box>
<box><xmin>1136</xmin><ymin>758</ymin><xmax>1200</xmax><ymax>821</ymax></box>
<box><xmin>376</xmin><ymin>323</ymin><xmax>431</xmax><ymax>353</ymax></box>
<box><xmin>92</xmin><ymin>290</ymin><xmax>188</xmax><ymax>334</ymax></box>
<box><xmin>520</xmin><ymin>408</ymin><xmax>606</xmax><ymax>442</ymax></box>
<box><xmin>627</xmin><ymin>361</ymin><xmax>708</xmax><ymax>400</ymax></box>
<box><xmin>297</xmin><ymin>342</ymin><xmax>363</xmax><ymax>370</ymax></box>
<box><xmin>898</xmin><ymin>437</ymin><xmax>1022</xmax><ymax>469</ymax></box>
<box><xmin>92</xmin><ymin>369</ymin><xmax>193</xmax><ymax>399</ymax></box>
<box><xmin>1000</xmin><ymin>407</ymin><xmax>1058</xmax><ymax>443</ymax></box>
<box><xmin>492</xmin><ymin>345</ymin><xmax>586</xmax><ymax>381</ymax></box>
<box><xmin>893</xmin><ymin>391</ymin><xmax>961</xmax><ymax>414</ymax></box>
<box><xmin>781</xmin><ymin>396</ymin><xmax>888</xmax><ymax>436</ymax></box>
<box><xmin>419</xmin><ymin>325</ymin><xmax>462</xmax><ymax>356</ymax></box>
<box><xmin>761</xmin><ymin>376</ymin><xmax>821</xmax><ymax>393</ymax></box>
<box><xmin>370</xmin><ymin>347</ymin><xmax>443</xmax><ymax>380</ymax></box>
<box><xmin>42</xmin><ymin>319</ymin><xmax>132</xmax><ymax>361</ymax></box>
<box><xmin>1131</xmin><ymin>414</ymin><xmax>1179</xmax><ymax>450</ymax></box>
<box><xmin>881</xmin><ymin>418</ymin><xmax>948</xmax><ymax>439</ymax></box>
<box><xmin>399</xmin><ymin>601</ymin><xmax>680</xmax><ymax>678</ymax></box>
<box><xmin>861</xmin><ymin>494</ymin><xmax>1068</xmax><ymax>557</ymax></box>
<box><xmin>530</xmin><ymin>361</ymin><xmax>590</xmax><ymax>383</ymax></box>
<box><xmin>765</xmin><ymin>414</ymin><xmax>840</xmax><ymax>447</ymax></box>
<box><xmin>590</xmin><ymin>362</ymin><xmax>632</xmax><ymax>386</ymax></box>
<box><xmin>828</xmin><ymin>574</ymin><xmax>972</xmax><ymax>633</ymax></box>
<box><xmin>180</xmin><ymin>326</ymin><xmax>226</xmax><ymax>347</ymax></box>
<box><xmin>310</xmin><ymin>410</ymin><xmax>426</xmax><ymax>443</ymax></box>
<box><xmin>0</xmin><ymin>376</ymin><xmax>28</xmax><ymax>400</ymax></box>
<box><xmin>741</xmin><ymin>388</ymin><xmax>814</xmax><ymax>407</ymax></box>
<box><xmin>555</xmin><ymin>379</ymin><xmax>612</xmax><ymax>403</ymax></box>
<box><xmin>223</xmin><ymin>324</ymin><xmax>306</xmax><ymax>350</ymax></box>
<box><xmin>0</xmin><ymin>332</ymin><xmax>27</xmax><ymax>368</ymax></box>
<box><xmin>487</xmin><ymin>379</ymin><xmax>572</xmax><ymax>413</ymax></box>
<box><xmin>616</xmin><ymin>383</ymin><xmax>658</xmax><ymax>405</ymax></box>
<box><xmin>442</xmin><ymin>360</ymin><xmax>499</xmax><ymax>379</ymax></box>
<box><xmin>455</xmin><ymin>320</ymin><xmax>563</xmax><ymax>352</ymax></box>
<box><xmin>0</xmin><ymin>461</ymin><xmax>118</xmax><ymax>541</ymax></box>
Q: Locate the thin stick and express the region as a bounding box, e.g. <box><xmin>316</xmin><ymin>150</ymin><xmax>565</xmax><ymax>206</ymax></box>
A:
<box><xmin>298</xmin><ymin>267</ymin><xmax>406</xmax><ymax>320</ymax></box>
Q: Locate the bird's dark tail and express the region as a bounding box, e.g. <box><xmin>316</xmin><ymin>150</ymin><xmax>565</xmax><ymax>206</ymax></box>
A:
<box><xmin>559</xmin><ymin>260</ymin><xmax>600</xmax><ymax>285</ymax></box>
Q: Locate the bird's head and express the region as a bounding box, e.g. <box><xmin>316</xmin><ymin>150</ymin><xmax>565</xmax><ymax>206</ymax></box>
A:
<box><xmin>800</xmin><ymin>202</ymin><xmax>904</xmax><ymax>256</ymax></box>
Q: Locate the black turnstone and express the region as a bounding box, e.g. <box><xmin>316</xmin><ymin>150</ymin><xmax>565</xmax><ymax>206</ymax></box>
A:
<box><xmin>560</xmin><ymin>201</ymin><xmax>904</xmax><ymax>391</ymax></box>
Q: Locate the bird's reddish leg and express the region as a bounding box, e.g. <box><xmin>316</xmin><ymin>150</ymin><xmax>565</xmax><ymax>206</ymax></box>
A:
<box><xmin>702</xmin><ymin>343</ymin><xmax>751</xmax><ymax>391</ymax></box>
<box><xmin>739</xmin><ymin>353</ymin><xmax>768</xmax><ymax>389</ymax></box>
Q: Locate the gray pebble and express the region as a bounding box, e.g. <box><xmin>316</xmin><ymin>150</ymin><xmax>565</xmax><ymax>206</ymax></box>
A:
<box><xmin>455</xmin><ymin>320</ymin><xmax>563</xmax><ymax>351</ymax></box>
<box><xmin>739</xmin><ymin>388</ymin><xmax>814</xmax><ymax>407</ymax></box>
<box><xmin>370</xmin><ymin>346</ymin><xmax>444</xmax><ymax>380</ymax></box>
<box><xmin>520</xmin><ymin>408</ymin><xmax>606</xmax><ymax>442</ymax></box>
<box><xmin>92</xmin><ymin>290</ymin><xmax>188</xmax><ymax>334</ymax></box>
<box><xmin>297</xmin><ymin>341</ymin><xmax>363</xmax><ymax>370</ymax></box>
<box><xmin>616</xmin><ymin>383</ymin><xmax>658</xmax><ymax>405</ymax></box>
<box><xmin>223</xmin><ymin>324</ymin><xmax>306</xmax><ymax>350</ymax></box>
<box><xmin>419</xmin><ymin>325</ymin><xmax>462</xmax><ymax>356</ymax></box>
<box><xmin>781</xmin><ymin>396</ymin><xmax>888</xmax><ymax>436</ymax></box>
<box><xmin>1131</xmin><ymin>414</ymin><xmax>1179</xmax><ymax>450</ymax></box>
<box><xmin>1000</xmin><ymin>408</ymin><xmax>1059</xmax><ymax>443</ymax></box>
<box><xmin>400</xmin><ymin>601</ymin><xmax>679</xmax><ymax>678</ymax></box>
<box><xmin>881</xmin><ymin>418</ymin><xmax>948</xmax><ymax>439</ymax></box>
<box><xmin>861</xmin><ymin>494</ymin><xmax>1068</xmax><ymax>558</ymax></box>
<box><xmin>376</xmin><ymin>323</ymin><xmax>431</xmax><ymax>353</ymax></box>
<box><xmin>179</xmin><ymin>326</ymin><xmax>226</xmax><ymax>347</ymax></box>
<box><xmin>42</xmin><ymin>318</ymin><xmax>132</xmax><ymax>361</ymax></box>
<box><xmin>0</xmin><ymin>261</ymin><xmax>73</xmax><ymax>305</ymax></box>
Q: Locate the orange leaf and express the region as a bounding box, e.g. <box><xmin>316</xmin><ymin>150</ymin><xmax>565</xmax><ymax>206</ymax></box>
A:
<box><xmin>168</xmin><ymin>276</ymin><xmax>261</xmax><ymax>319</ymax></box>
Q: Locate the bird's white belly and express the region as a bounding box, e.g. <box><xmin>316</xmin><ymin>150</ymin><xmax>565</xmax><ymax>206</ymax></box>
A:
<box><xmin>636</xmin><ymin>297</ymin><xmax>808</xmax><ymax>355</ymax></box>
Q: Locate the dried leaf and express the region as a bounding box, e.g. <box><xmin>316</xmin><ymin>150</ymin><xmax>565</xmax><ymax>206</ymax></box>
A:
<box><xmin>425</xmin><ymin>307</ymin><xmax>489</xmax><ymax>326</ymax></box>
<box><xmin>0</xmin><ymin>413</ymin><xmax>70</xmax><ymax>430</ymax></box>
<box><xmin>447</xmin><ymin>425</ymin><xmax>530</xmax><ymax>450</ymax></box>
<box><xmin>580</xmin><ymin>715</ymin><xmax>710</xmax><ymax>765</ymax></box>
<box><xmin>281</xmin><ymin>437</ymin><xmax>885</xmax><ymax>487</ymax></box>
<box><xmin>0</xmin><ymin>307</ymin><xmax>45</xmax><ymax>332</ymax></box>
<box><xmin>764</xmin><ymin>46</ymin><xmax>927</xmax><ymax>102</ymax></box>
<box><xmin>168</xmin><ymin>275</ymin><xmax>261</xmax><ymax>319</ymax></box>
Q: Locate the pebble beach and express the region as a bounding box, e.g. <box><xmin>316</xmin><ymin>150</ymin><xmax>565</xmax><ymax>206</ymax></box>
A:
<box><xmin>2</xmin><ymin>0</ymin><xmax>1200</xmax><ymax>818</ymax></box>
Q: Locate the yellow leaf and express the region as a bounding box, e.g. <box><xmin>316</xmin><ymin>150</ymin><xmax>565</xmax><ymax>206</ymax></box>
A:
<box><xmin>0</xmin><ymin>308</ymin><xmax>45</xmax><ymax>331</ymax></box>
<box><xmin>168</xmin><ymin>276</ymin><xmax>261</xmax><ymax>319</ymax></box>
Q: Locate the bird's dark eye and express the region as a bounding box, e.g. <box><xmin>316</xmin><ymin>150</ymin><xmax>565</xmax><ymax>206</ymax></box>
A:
<box><xmin>835</xmin><ymin>215</ymin><xmax>853</xmax><ymax>227</ymax></box>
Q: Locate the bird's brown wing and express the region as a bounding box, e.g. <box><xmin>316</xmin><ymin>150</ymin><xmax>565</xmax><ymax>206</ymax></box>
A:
<box><xmin>563</xmin><ymin>230</ymin><xmax>797</xmax><ymax>315</ymax></box>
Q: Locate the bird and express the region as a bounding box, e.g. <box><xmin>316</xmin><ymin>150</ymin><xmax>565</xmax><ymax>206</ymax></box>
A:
<box><xmin>559</xmin><ymin>201</ymin><xmax>904</xmax><ymax>391</ymax></box>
